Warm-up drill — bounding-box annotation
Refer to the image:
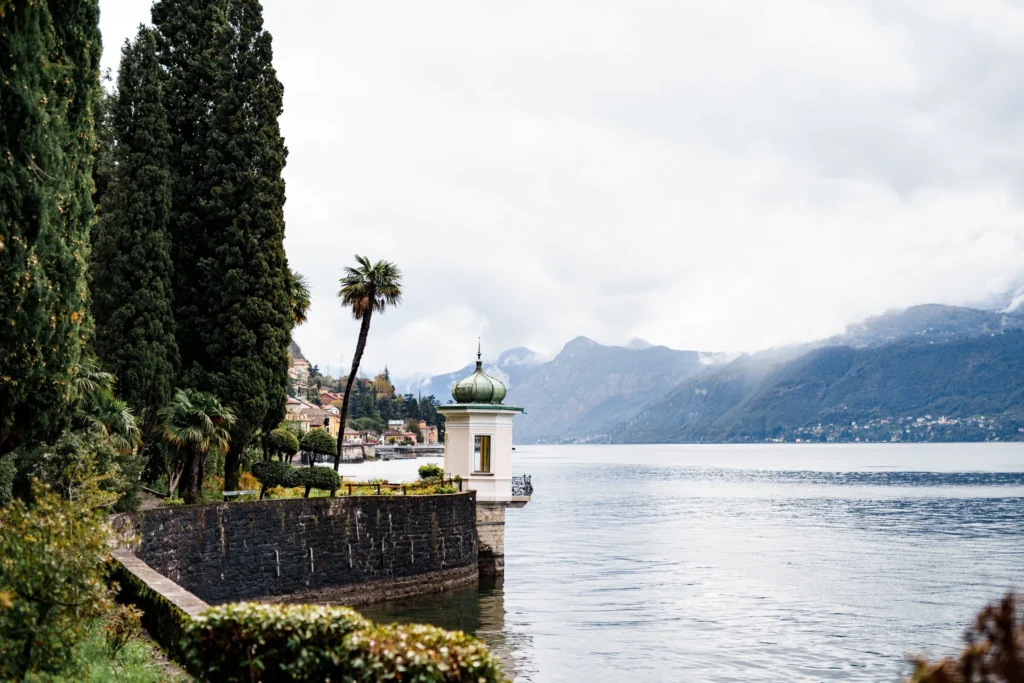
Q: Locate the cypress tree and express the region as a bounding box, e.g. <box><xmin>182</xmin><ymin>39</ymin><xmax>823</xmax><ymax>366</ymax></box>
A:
<box><xmin>90</xmin><ymin>27</ymin><xmax>178</xmax><ymax>445</ymax></box>
<box><xmin>153</xmin><ymin>0</ymin><xmax>292</xmax><ymax>491</ymax></box>
<box><xmin>0</xmin><ymin>0</ymin><xmax>102</xmax><ymax>454</ymax></box>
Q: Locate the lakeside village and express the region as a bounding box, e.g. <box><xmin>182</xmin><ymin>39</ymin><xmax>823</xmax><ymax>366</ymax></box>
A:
<box><xmin>762</xmin><ymin>414</ymin><xmax>1024</xmax><ymax>444</ymax></box>
<box><xmin>285</xmin><ymin>352</ymin><xmax>442</xmax><ymax>456</ymax></box>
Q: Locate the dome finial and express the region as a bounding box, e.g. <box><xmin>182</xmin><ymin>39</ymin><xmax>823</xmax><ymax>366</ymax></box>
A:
<box><xmin>452</xmin><ymin>340</ymin><xmax>507</xmax><ymax>404</ymax></box>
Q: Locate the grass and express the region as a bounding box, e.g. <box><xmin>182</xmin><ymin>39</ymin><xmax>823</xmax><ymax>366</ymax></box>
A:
<box><xmin>25</xmin><ymin>622</ymin><xmax>187</xmax><ymax>682</ymax></box>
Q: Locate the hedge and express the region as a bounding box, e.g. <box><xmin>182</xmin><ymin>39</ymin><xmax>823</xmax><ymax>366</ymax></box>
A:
<box><xmin>251</xmin><ymin>461</ymin><xmax>294</xmax><ymax>499</ymax></box>
<box><xmin>183</xmin><ymin>603</ymin><xmax>506</xmax><ymax>682</ymax></box>
<box><xmin>291</xmin><ymin>466</ymin><xmax>340</xmax><ymax>497</ymax></box>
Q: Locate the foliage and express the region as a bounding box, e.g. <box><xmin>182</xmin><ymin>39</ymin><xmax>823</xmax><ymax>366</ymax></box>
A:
<box><xmin>349</xmin><ymin>416</ymin><xmax>385</xmax><ymax>435</ymax></box>
<box><xmin>292</xmin><ymin>467</ymin><xmax>340</xmax><ymax>497</ymax></box>
<box><xmin>908</xmin><ymin>593</ymin><xmax>1023</xmax><ymax>683</ymax></box>
<box><xmin>0</xmin><ymin>454</ymin><xmax>14</xmax><ymax>507</ymax></box>
<box><xmin>153</xmin><ymin>0</ymin><xmax>293</xmax><ymax>494</ymax></box>
<box><xmin>54</xmin><ymin>618</ymin><xmax>183</xmax><ymax>683</ymax></box>
<box><xmin>104</xmin><ymin>603</ymin><xmax>145</xmax><ymax>657</ymax></box>
<box><xmin>418</xmin><ymin>463</ymin><xmax>444</xmax><ymax>480</ymax></box>
<box><xmin>289</xmin><ymin>269</ymin><xmax>311</xmax><ymax>326</ymax></box>
<box><xmin>251</xmin><ymin>460</ymin><xmax>293</xmax><ymax>499</ymax></box>
<box><xmin>25</xmin><ymin>432</ymin><xmax>142</xmax><ymax>512</ymax></box>
<box><xmin>0</xmin><ymin>0</ymin><xmax>102</xmax><ymax>455</ymax></box>
<box><xmin>0</xmin><ymin>485</ymin><xmax>111</xmax><ymax>678</ymax></box>
<box><xmin>300</xmin><ymin>428</ymin><xmax>337</xmax><ymax>461</ymax></box>
<box><xmin>334</xmin><ymin>256</ymin><xmax>404</xmax><ymax>469</ymax></box>
<box><xmin>162</xmin><ymin>497</ymin><xmax>184</xmax><ymax>506</ymax></box>
<box><xmin>72</xmin><ymin>361</ymin><xmax>143</xmax><ymax>457</ymax></box>
<box><xmin>267</xmin><ymin>427</ymin><xmax>300</xmax><ymax>461</ymax></box>
<box><xmin>91</xmin><ymin>26</ymin><xmax>179</xmax><ymax>448</ymax></box>
<box><xmin>159</xmin><ymin>389</ymin><xmax>235</xmax><ymax>504</ymax></box>
<box><xmin>182</xmin><ymin>602</ymin><xmax>506</xmax><ymax>682</ymax></box>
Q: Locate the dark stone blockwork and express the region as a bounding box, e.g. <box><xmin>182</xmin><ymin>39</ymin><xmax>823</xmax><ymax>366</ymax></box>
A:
<box><xmin>114</xmin><ymin>493</ymin><xmax>479</xmax><ymax>605</ymax></box>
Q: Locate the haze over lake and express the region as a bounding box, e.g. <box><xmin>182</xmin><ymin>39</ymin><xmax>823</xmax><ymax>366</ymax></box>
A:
<box><xmin>359</xmin><ymin>443</ymin><xmax>1024</xmax><ymax>682</ymax></box>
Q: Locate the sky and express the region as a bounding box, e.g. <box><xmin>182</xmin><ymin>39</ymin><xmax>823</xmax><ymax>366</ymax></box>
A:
<box><xmin>99</xmin><ymin>0</ymin><xmax>1024</xmax><ymax>378</ymax></box>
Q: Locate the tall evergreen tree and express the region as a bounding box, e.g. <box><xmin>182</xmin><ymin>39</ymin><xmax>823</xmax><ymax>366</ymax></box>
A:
<box><xmin>153</xmin><ymin>0</ymin><xmax>292</xmax><ymax>490</ymax></box>
<box><xmin>90</xmin><ymin>27</ymin><xmax>178</xmax><ymax>446</ymax></box>
<box><xmin>0</xmin><ymin>0</ymin><xmax>102</xmax><ymax>454</ymax></box>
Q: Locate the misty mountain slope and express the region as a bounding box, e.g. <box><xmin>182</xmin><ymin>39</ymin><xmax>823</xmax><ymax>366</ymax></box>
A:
<box><xmin>605</xmin><ymin>347</ymin><xmax>804</xmax><ymax>443</ymax></box>
<box><xmin>509</xmin><ymin>337</ymin><xmax>705</xmax><ymax>442</ymax></box>
<box><xmin>611</xmin><ymin>331</ymin><xmax>1024</xmax><ymax>443</ymax></box>
<box><xmin>401</xmin><ymin>336</ymin><xmax>705</xmax><ymax>443</ymax></box>
<box><xmin>827</xmin><ymin>304</ymin><xmax>1024</xmax><ymax>347</ymax></box>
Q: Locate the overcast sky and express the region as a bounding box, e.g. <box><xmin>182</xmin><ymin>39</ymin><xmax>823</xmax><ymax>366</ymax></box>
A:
<box><xmin>99</xmin><ymin>0</ymin><xmax>1024</xmax><ymax>378</ymax></box>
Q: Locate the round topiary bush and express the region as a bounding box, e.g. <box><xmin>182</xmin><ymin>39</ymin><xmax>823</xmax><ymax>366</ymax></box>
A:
<box><xmin>251</xmin><ymin>460</ymin><xmax>294</xmax><ymax>499</ymax></box>
<box><xmin>418</xmin><ymin>463</ymin><xmax>443</xmax><ymax>480</ymax></box>
<box><xmin>267</xmin><ymin>427</ymin><xmax>300</xmax><ymax>463</ymax></box>
<box><xmin>300</xmin><ymin>428</ymin><xmax>336</xmax><ymax>465</ymax></box>
<box><xmin>291</xmin><ymin>467</ymin><xmax>341</xmax><ymax>497</ymax></box>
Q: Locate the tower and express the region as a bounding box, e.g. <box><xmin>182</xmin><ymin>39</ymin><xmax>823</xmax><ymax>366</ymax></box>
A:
<box><xmin>438</xmin><ymin>342</ymin><xmax>530</xmax><ymax>575</ymax></box>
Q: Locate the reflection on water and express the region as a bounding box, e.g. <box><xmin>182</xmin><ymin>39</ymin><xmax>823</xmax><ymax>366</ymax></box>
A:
<box><xmin>345</xmin><ymin>444</ymin><xmax>1024</xmax><ymax>682</ymax></box>
<box><xmin>358</xmin><ymin>576</ymin><xmax>534</xmax><ymax>680</ymax></box>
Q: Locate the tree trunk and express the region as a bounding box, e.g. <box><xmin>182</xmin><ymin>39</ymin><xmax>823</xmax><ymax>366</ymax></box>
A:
<box><xmin>183</xmin><ymin>450</ymin><xmax>200</xmax><ymax>504</ymax></box>
<box><xmin>224</xmin><ymin>442</ymin><xmax>242</xmax><ymax>492</ymax></box>
<box><xmin>335</xmin><ymin>311</ymin><xmax>373</xmax><ymax>470</ymax></box>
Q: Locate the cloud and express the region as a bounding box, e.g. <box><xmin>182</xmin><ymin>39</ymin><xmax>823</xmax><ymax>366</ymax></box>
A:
<box><xmin>99</xmin><ymin>0</ymin><xmax>1024</xmax><ymax>374</ymax></box>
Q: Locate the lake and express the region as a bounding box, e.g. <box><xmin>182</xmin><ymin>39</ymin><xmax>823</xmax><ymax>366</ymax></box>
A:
<box><xmin>351</xmin><ymin>444</ymin><xmax>1024</xmax><ymax>682</ymax></box>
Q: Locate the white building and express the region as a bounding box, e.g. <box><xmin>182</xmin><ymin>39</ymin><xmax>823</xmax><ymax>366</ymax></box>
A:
<box><xmin>438</xmin><ymin>344</ymin><xmax>531</xmax><ymax>575</ymax></box>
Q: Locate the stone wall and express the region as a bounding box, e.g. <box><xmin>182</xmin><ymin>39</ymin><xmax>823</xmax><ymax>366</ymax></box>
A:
<box><xmin>113</xmin><ymin>492</ymin><xmax>478</xmax><ymax>605</ymax></box>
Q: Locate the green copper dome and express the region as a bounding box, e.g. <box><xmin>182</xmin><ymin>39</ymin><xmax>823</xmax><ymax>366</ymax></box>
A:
<box><xmin>452</xmin><ymin>343</ymin><xmax>507</xmax><ymax>404</ymax></box>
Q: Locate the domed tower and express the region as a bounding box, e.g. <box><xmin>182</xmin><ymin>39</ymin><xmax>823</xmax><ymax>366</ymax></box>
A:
<box><xmin>438</xmin><ymin>342</ymin><xmax>529</xmax><ymax>576</ymax></box>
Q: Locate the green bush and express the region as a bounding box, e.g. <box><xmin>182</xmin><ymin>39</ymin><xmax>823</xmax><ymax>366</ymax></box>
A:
<box><xmin>267</xmin><ymin>427</ymin><xmax>300</xmax><ymax>462</ymax></box>
<box><xmin>0</xmin><ymin>485</ymin><xmax>112</xmax><ymax>678</ymax></box>
<box><xmin>0</xmin><ymin>454</ymin><xmax>14</xmax><ymax>507</ymax></box>
<box><xmin>251</xmin><ymin>460</ymin><xmax>294</xmax><ymax>499</ymax></box>
<box><xmin>292</xmin><ymin>467</ymin><xmax>340</xmax><ymax>497</ymax></box>
<box><xmin>418</xmin><ymin>463</ymin><xmax>444</xmax><ymax>480</ymax></box>
<box><xmin>182</xmin><ymin>602</ymin><xmax>506</xmax><ymax>682</ymax></box>
<box><xmin>300</xmin><ymin>428</ymin><xmax>336</xmax><ymax>464</ymax></box>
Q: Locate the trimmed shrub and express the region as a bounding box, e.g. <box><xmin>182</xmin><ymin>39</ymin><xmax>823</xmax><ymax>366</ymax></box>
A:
<box><xmin>292</xmin><ymin>467</ymin><xmax>340</xmax><ymax>498</ymax></box>
<box><xmin>418</xmin><ymin>463</ymin><xmax>443</xmax><ymax>480</ymax></box>
<box><xmin>182</xmin><ymin>602</ymin><xmax>506</xmax><ymax>682</ymax></box>
<box><xmin>251</xmin><ymin>460</ymin><xmax>294</xmax><ymax>499</ymax></box>
<box><xmin>300</xmin><ymin>428</ymin><xmax>336</xmax><ymax>465</ymax></box>
<box><xmin>267</xmin><ymin>427</ymin><xmax>300</xmax><ymax>462</ymax></box>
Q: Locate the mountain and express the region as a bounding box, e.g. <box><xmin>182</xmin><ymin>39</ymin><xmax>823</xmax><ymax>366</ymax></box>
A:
<box><xmin>609</xmin><ymin>330</ymin><xmax>1024</xmax><ymax>443</ymax></box>
<box><xmin>825</xmin><ymin>304</ymin><xmax>1024</xmax><ymax>348</ymax></box>
<box><xmin>288</xmin><ymin>340</ymin><xmax>306</xmax><ymax>361</ymax></box>
<box><xmin>401</xmin><ymin>337</ymin><xmax>706</xmax><ymax>443</ymax></box>
<box><xmin>398</xmin><ymin>346</ymin><xmax>545</xmax><ymax>400</ymax></box>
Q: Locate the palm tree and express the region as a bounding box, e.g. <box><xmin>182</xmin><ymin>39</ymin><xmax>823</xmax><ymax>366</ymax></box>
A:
<box><xmin>159</xmin><ymin>389</ymin><xmax>236</xmax><ymax>503</ymax></box>
<box><xmin>289</xmin><ymin>269</ymin><xmax>311</xmax><ymax>326</ymax></box>
<box><xmin>334</xmin><ymin>256</ymin><xmax>402</xmax><ymax>468</ymax></box>
<box><xmin>71</xmin><ymin>356</ymin><xmax>141</xmax><ymax>454</ymax></box>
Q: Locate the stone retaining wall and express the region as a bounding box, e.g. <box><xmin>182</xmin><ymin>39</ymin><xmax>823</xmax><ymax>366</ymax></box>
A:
<box><xmin>113</xmin><ymin>492</ymin><xmax>478</xmax><ymax>605</ymax></box>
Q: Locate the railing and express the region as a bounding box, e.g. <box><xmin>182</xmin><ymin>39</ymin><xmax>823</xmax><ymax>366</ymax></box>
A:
<box><xmin>512</xmin><ymin>475</ymin><xmax>533</xmax><ymax>497</ymax></box>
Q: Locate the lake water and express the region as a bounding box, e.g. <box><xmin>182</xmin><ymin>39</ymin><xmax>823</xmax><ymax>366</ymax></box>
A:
<box><xmin>353</xmin><ymin>444</ymin><xmax>1024</xmax><ymax>682</ymax></box>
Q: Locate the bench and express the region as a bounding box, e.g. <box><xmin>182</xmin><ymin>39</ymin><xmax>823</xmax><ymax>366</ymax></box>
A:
<box><xmin>222</xmin><ymin>490</ymin><xmax>258</xmax><ymax>501</ymax></box>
